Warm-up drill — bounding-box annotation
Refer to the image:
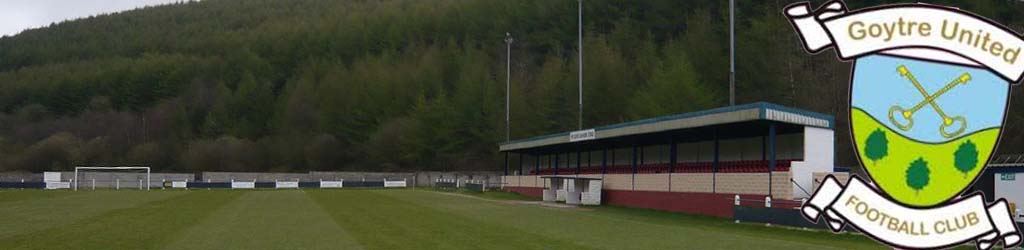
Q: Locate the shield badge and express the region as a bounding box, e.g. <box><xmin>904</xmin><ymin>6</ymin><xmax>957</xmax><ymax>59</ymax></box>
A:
<box><xmin>851</xmin><ymin>52</ymin><xmax>1010</xmax><ymax>207</ymax></box>
<box><xmin>785</xmin><ymin>1</ymin><xmax>1024</xmax><ymax>249</ymax></box>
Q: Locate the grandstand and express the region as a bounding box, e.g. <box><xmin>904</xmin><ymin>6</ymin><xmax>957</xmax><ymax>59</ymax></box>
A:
<box><xmin>500</xmin><ymin>102</ymin><xmax>841</xmax><ymax>218</ymax></box>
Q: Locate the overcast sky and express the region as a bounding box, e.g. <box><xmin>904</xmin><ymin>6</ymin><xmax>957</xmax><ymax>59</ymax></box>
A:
<box><xmin>0</xmin><ymin>0</ymin><xmax>183</xmax><ymax>37</ymax></box>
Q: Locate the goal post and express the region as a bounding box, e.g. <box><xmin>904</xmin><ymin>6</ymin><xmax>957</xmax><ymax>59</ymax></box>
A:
<box><xmin>74</xmin><ymin>166</ymin><xmax>151</xmax><ymax>191</ymax></box>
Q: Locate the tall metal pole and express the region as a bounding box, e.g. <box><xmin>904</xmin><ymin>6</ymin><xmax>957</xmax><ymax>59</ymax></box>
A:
<box><xmin>505</xmin><ymin>32</ymin><xmax>513</xmax><ymax>142</ymax></box>
<box><xmin>729</xmin><ymin>0</ymin><xmax>736</xmax><ymax>106</ymax></box>
<box><xmin>578</xmin><ymin>0</ymin><xmax>584</xmax><ymax>130</ymax></box>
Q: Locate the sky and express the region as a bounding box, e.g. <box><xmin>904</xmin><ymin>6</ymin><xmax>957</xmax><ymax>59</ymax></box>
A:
<box><xmin>0</xmin><ymin>0</ymin><xmax>183</xmax><ymax>37</ymax></box>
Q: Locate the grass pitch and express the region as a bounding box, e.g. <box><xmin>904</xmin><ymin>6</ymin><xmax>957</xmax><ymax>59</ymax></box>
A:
<box><xmin>851</xmin><ymin>108</ymin><xmax>998</xmax><ymax>206</ymax></box>
<box><xmin>0</xmin><ymin>188</ymin><xmax>886</xmax><ymax>249</ymax></box>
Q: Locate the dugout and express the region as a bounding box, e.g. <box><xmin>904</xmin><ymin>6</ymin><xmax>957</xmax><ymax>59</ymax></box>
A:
<box><xmin>499</xmin><ymin>102</ymin><xmax>837</xmax><ymax>218</ymax></box>
<box><xmin>972</xmin><ymin>154</ymin><xmax>1024</xmax><ymax>222</ymax></box>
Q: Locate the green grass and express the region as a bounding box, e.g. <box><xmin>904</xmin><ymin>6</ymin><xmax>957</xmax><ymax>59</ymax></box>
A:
<box><xmin>0</xmin><ymin>188</ymin><xmax>890</xmax><ymax>249</ymax></box>
<box><xmin>851</xmin><ymin>108</ymin><xmax>998</xmax><ymax>206</ymax></box>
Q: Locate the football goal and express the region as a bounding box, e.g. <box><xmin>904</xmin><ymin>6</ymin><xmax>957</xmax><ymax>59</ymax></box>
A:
<box><xmin>73</xmin><ymin>166</ymin><xmax>151</xmax><ymax>191</ymax></box>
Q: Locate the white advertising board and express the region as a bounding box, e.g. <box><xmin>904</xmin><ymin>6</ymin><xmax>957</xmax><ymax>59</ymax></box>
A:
<box><xmin>45</xmin><ymin>181</ymin><xmax>71</xmax><ymax>190</ymax></box>
<box><xmin>384</xmin><ymin>180</ymin><xmax>407</xmax><ymax>188</ymax></box>
<box><xmin>171</xmin><ymin>181</ymin><xmax>187</xmax><ymax>188</ymax></box>
<box><xmin>231</xmin><ymin>181</ymin><xmax>255</xmax><ymax>189</ymax></box>
<box><xmin>569</xmin><ymin>129</ymin><xmax>596</xmax><ymax>142</ymax></box>
<box><xmin>276</xmin><ymin>181</ymin><xmax>299</xmax><ymax>189</ymax></box>
<box><xmin>320</xmin><ymin>181</ymin><xmax>344</xmax><ymax>188</ymax></box>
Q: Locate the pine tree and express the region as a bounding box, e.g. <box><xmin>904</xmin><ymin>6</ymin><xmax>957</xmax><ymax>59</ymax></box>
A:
<box><xmin>864</xmin><ymin>129</ymin><xmax>888</xmax><ymax>165</ymax></box>
<box><xmin>627</xmin><ymin>39</ymin><xmax>721</xmax><ymax>119</ymax></box>
<box><xmin>906</xmin><ymin>157</ymin><xmax>930</xmax><ymax>195</ymax></box>
<box><xmin>954</xmin><ymin>140</ymin><xmax>979</xmax><ymax>178</ymax></box>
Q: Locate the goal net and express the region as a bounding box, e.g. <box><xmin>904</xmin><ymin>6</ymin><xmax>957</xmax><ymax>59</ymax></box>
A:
<box><xmin>74</xmin><ymin>166</ymin><xmax>151</xmax><ymax>191</ymax></box>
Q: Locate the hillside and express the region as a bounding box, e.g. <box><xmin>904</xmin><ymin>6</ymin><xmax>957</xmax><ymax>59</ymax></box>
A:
<box><xmin>0</xmin><ymin>0</ymin><xmax>1022</xmax><ymax>172</ymax></box>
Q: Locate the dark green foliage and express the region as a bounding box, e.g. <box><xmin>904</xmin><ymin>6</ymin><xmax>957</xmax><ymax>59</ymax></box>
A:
<box><xmin>864</xmin><ymin>129</ymin><xmax>888</xmax><ymax>164</ymax></box>
<box><xmin>954</xmin><ymin>140</ymin><xmax>979</xmax><ymax>178</ymax></box>
<box><xmin>0</xmin><ymin>0</ymin><xmax>1021</xmax><ymax>172</ymax></box>
<box><xmin>906</xmin><ymin>158</ymin><xmax>930</xmax><ymax>194</ymax></box>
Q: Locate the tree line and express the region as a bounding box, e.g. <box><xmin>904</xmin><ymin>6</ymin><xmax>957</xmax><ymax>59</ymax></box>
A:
<box><xmin>0</xmin><ymin>0</ymin><xmax>1022</xmax><ymax>173</ymax></box>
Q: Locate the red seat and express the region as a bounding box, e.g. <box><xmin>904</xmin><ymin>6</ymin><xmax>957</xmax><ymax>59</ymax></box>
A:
<box><xmin>522</xmin><ymin>159</ymin><xmax>803</xmax><ymax>174</ymax></box>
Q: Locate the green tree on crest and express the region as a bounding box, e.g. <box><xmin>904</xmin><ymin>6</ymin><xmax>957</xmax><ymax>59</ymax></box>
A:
<box><xmin>864</xmin><ymin>129</ymin><xmax>889</xmax><ymax>165</ymax></box>
<box><xmin>954</xmin><ymin>140</ymin><xmax>979</xmax><ymax>178</ymax></box>
<box><xmin>906</xmin><ymin>157</ymin><xmax>930</xmax><ymax>195</ymax></box>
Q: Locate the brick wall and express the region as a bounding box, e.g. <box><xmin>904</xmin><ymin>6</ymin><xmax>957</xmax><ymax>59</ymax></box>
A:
<box><xmin>715</xmin><ymin>173</ymin><xmax>769</xmax><ymax>195</ymax></box>
<box><xmin>670</xmin><ymin>173</ymin><xmax>714</xmax><ymax>193</ymax></box>
<box><xmin>526</xmin><ymin>175</ymin><xmax>540</xmax><ymax>187</ymax></box>
<box><xmin>771</xmin><ymin>171</ymin><xmax>794</xmax><ymax>200</ymax></box>
<box><xmin>500</xmin><ymin>172</ymin><xmax>804</xmax><ymax>218</ymax></box>
<box><xmin>503</xmin><ymin>172</ymin><xmax>792</xmax><ymax>198</ymax></box>
<box><xmin>507</xmin><ymin>172</ymin><xmax>794</xmax><ymax>195</ymax></box>
<box><xmin>503</xmin><ymin>175</ymin><xmax>542</xmax><ymax>188</ymax></box>
<box><xmin>602</xmin><ymin>174</ymin><xmax>633</xmax><ymax>190</ymax></box>
<box><xmin>633</xmin><ymin>174</ymin><xmax>670</xmax><ymax>192</ymax></box>
<box><xmin>812</xmin><ymin>172</ymin><xmax>850</xmax><ymax>191</ymax></box>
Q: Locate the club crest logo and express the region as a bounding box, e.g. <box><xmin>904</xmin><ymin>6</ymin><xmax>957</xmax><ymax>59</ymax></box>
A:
<box><xmin>785</xmin><ymin>1</ymin><xmax>1023</xmax><ymax>249</ymax></box>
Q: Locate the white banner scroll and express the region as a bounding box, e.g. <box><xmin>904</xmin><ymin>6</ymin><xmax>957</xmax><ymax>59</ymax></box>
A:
<box><xmin>803</xmin><ymin>175</ymin><xmax>1021</xmax><ymax>249</ymax></box>
<box><xmin>784</xmin><ymin>1</ymin><xmax>1024</xmax><ymax>83</ymax></box>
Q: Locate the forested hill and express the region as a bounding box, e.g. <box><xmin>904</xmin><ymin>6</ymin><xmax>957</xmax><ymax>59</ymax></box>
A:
<box><xmin>0</xmin><ymin>0</ymin><xmax>1022</xmax><ymax>173</ymax></box>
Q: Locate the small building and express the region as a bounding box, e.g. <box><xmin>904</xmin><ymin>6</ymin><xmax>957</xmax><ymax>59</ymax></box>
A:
<box><xmin>972</xmin><ymin>154</ymin><xmax>1024</xmax><ymax>221</ymax></box>
<box><xmin>499</xmin><ymin>102</ymin><xmax>840</xmax><ymax>218</ymax></box>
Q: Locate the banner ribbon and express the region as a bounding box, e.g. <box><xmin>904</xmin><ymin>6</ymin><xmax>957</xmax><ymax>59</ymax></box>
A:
<box><xmin>803</xmin><ymin>175</ymin><xmax>1021</xmax><ymax>249</ymax></box>
<box><xmin>783</xmin><ymin>1</ymin><xmax>1024</xmax><ymax>83</ymax></box>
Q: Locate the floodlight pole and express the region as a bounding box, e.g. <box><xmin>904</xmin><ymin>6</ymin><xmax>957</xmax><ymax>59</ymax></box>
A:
<box><xmin>505</xmin><ymin>32</ymin><xmax>513</xmax><ymax>142</ymax></box>
<box><xmin>729</xmin><ymin>0</ymin><xmax>736</xmax><ymax>106</ymax></box>
<box><xmin>577</xmin><ymin>0</ymin><xmax>584</xmax><ymax>130</ymax></box>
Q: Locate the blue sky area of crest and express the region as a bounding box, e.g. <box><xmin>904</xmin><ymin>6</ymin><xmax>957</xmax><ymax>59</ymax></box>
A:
<box><xmin>852</xmin><ymin>54</ymin><xmax>1009</xmax><ymax>143</ymax></box>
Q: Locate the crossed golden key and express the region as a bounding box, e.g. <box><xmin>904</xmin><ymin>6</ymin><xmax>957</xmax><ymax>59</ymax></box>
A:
<box><xmin>887</xmin><ymin>65</ymin><xmax>969</xmax><ymax>138</ymax></box>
